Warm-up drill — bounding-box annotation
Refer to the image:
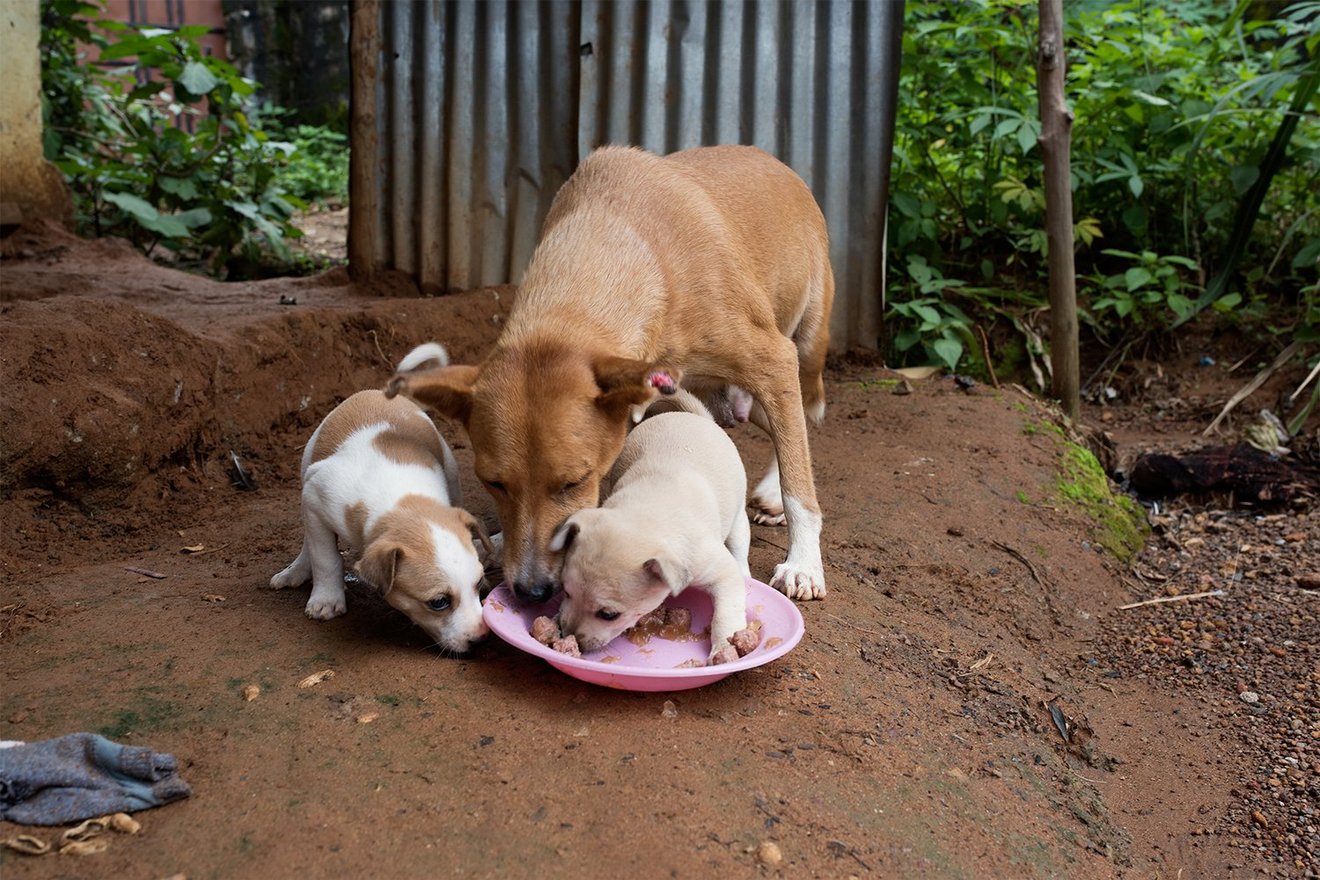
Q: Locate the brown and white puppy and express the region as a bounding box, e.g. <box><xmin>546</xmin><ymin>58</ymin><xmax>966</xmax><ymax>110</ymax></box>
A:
<box><xmin>552</xmin><ymin>411</ymin><xmax>751</xmax><ymax>661</ymax></box>
<box><xmin>270</xmin><ymin>364</ymin><xmax>492</xmax><ymax>651</ymax></box>
<box><xmin>386</xmin><ymin>144</ymin><xmax>833</xmax><ymax>603</ymax></box>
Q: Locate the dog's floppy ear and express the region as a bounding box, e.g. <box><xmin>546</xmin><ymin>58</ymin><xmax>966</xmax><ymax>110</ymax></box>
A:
<box><xmin>548</xmin><ymin>514</ymin><xmax>583</xmax><ymax>554</ymax></box>
<box><xmin>385</xmin><ymin>365</ymin><xmax>480</xmax><ymax>424</ymax></box>
<box><xmin>592</xmin><ymin>356</ymin><xmax>682</xmax><ymax>421</ymax></box>
<box><xmin>355</xmin><ymin>544</ymin><xmax>401</xmax><ymax>596</ymax></box>
<box><xmin>643</xmin><ymin>555</ymin><xmax>690</xmax><ymax>596</ymax></box>
<box><xmin>458</xmin><ymin>509</ymin><xmax>495</xmax><ymax>558</ymax></box>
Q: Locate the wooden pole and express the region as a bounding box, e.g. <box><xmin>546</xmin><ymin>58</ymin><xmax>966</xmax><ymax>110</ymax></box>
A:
<box><xmin>347</xmin><ymin>0</ymin><xmax>380</xmax><ymax>282</ymax></box>
<box><xmin>1037</xmin><ymin>0</ymin><xmax>1080</xmax><ymax>420</ymax></box>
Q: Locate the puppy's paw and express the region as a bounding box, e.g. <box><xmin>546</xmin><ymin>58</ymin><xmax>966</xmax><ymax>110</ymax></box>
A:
<box><xmin>269</xmin><ymin>567</ymin><xmax>304</xmax><ymax>590</ymax></box>
<box><xmin>305</xmin><ymin>595</ymin><xmax>347</xmax><ymax>619</ymax></box>
<box><xmin>770</xmin><ymin>562</ymin><xmax>827</xmax><ymax>601</ymax></box>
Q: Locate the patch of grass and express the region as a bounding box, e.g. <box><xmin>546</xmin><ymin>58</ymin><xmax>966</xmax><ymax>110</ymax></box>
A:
<box><xmin>859</xmin><ymin>377</ymin><xmax>901</xmax><ymax>391</ymax></box>
<box><xmin>98</xmin><ymin>693</ymin><xmax>184</xmax><ymax>739</ymax></box>
<box><xmin>376</xmin><ymin>694</ymin><xmax>400</xmax><ymax>706</ymax></box>
<box><xmin>1016</xmin><ymin>489</ymin><xmax>1032</xmax><ymax>505</ymax></box>
<box><xmin>1055</xmin><ymin>441</ymin><xmax>1147</xmax><ymax>561</ymax></box>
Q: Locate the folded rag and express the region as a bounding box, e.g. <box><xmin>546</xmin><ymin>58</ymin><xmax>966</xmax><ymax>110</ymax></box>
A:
<box><xmin>0</xmin><ymin>733</ymin><xmax>192</xmax><ymax>825</ymax></box>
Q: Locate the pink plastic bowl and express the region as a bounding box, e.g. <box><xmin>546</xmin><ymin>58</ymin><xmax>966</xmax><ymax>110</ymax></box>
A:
<box><xmin>482</xmin><ymin>578</ymin><xmax>805</xmax><ymax>692</ymax></box>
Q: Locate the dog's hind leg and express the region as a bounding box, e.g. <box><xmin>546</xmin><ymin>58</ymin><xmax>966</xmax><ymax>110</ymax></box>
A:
<box><xmin>269</xmin><ymin>542</ymin><xmax>312</xmax><ymax>589</ymax></box>
<box><xmin>794</xmin><ymin>257</ymin><xmax>834</xmax><ymax>426</ymax></box>
<box><xmin>727</xmin><ymin>511</ymin><xmax>752</xmax><ymax>579</ymax></box>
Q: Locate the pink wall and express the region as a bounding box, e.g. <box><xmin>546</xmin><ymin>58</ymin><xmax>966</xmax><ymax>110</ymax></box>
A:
<box><xmin>99</xmin><ymin>0</ymin><xmax>227</xmax><ymax>60</ymax></box>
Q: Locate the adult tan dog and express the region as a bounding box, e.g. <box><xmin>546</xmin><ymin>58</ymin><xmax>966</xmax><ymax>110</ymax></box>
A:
<box><xmin>387</xmin><ymin>144</ymin><xmax>832</xmax><ymax>603</ymax></box>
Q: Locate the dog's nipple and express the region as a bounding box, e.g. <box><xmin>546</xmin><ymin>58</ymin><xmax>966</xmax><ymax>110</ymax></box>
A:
<box><xmin>646</xmin><ymin>370</ymin><xmax>677</xmax><ymax>395</ymax></box>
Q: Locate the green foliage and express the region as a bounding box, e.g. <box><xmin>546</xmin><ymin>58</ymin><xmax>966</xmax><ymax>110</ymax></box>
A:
<box><xmin>40</xmin><ymin>1</ymin><xmax>307</xmax><ymax>276</ymax></box>
<box><xmin>254</xmin><ymin>104</ymin><xmax>349</xmax><ymax>205</ymax></box>
<box><xmin>887</xmin><ymin>0</ymin><xmax>1320</xmax><ymax>372</ymax></box>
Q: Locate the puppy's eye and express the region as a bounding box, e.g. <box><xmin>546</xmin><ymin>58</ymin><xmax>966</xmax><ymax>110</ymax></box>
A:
<box><xmin>596</xmin><ymin>609</ymin><xmax>620</xmax><ymax>621</ymax></box>
<box><xmin>426</xmin><ymin>596</ymin><xmax>452</xmax><ymax>612</ymax></box>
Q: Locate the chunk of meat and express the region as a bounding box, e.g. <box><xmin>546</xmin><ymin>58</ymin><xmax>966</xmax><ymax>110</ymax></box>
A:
<box><xmin>709</xmin><ymin>646</ymin><xmax>739</xmax><ymax>665</ymax></box>
<box><xmin>530</xmin><ymin>616</ymin><xmax>559</xmax><ymax>646</ymax></box>
<box><xmin>551</xmin><ymin>634</ymin><xmax>581</xmax><ymax>657</ymax></box>
<box><xmin>728</xmin><ymin>624</ymin><xmax>762</xmax><ymax>657</ymax></box>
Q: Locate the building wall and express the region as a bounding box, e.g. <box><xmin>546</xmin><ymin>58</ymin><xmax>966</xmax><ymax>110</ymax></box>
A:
<box><xmin>0</xmin><ymin>0</ymin><xmax>72</xmax><ymax>226</ymax></box>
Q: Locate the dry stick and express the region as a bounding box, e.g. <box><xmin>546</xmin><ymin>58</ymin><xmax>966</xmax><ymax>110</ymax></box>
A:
<box><xmin>977</xmin><ymin>324</ymin><xmax>1001</xmax><ymax>390</ymax></box>
<box><xmin>1288</xmin><ymin>357</ymin><xmax>1320</xmax><ymax>404</ymax></box>
<box><xmin>1204</xmin><ymin>340</ymin><xmax>1302</xmax><ymax>436</ymax></box>
<box><xmin>1118</xmin><ymin>589</ymin><xmax>1227</xmax><ymax>610</ymax></box>
<box><xmin>368</xmin><ymin>329</ymin><xmax>391</xmax><ymax>369</ymax></box>
<box><xmin>991</xmin><ymin>540</ymin><xmax>1046</xmax><ymax>588</ymax></box>
<box><xmin>124</xmin><ymin>566</ymin><xmax>167</xmax><ymax>579</ymax></box>
<box><xmin>820</xmin><ymin>611</ymin><xmax>887</xmax><ymax>638</ymax></box>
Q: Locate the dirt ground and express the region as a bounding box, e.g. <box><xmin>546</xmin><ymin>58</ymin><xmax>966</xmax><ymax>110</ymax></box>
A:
<box><xmin>1</xmin><ymin>222</ymin><xmax>1316</xmax><ymax>879</ymax></box>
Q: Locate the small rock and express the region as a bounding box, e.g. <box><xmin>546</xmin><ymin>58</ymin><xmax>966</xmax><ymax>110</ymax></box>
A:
<box><xmin>1239</xmin><ymin>691</ymin><xmax>1260</xmax><ymax>705</ymax></box>
<box><xmin>661</xmin><ymin>700</ymin><xmax>678</xmax><ymax>719</ymax></box>
<box><xmin>1251</xmin><ymin>810</ymin><xmax>1269</xmax><ymax>828</ymax></box>
<box><xmin>892</xmin><ymin>379</ymin><xmax>913</xmax><ymax>396</ymax></box>
<box><xmin>1294</xmin><ymin>573</ymin><xmax>1320</xmax><ymax>590</ymax></box>
<box><xmin>241</xmin><ymin>684</ymin><xmax>260</xmax><ymax>702</ymax></box>
<box><xmin>757</xmin><ymin>841</ymin><xmax>783</xmax><ymax>867</ymax></box>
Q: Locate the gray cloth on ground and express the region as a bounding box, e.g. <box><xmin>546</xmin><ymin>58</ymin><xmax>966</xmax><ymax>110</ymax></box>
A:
<box><xmin>0</xmin><ymin>733</ymin><xmax>192</xmax><ymax>825</ymax></box>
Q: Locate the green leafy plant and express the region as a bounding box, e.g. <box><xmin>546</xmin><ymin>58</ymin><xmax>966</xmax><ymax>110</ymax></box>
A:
<box><xmin>41</xmin><ymin>1</ymin><xmax>304</xmax><ymax>276</ymax></box>
<box><xmin>889</xmin><ymin>0</ymin><xmax>1319</xmax><ymax>370</ymax></box>
<box><xmin>254</xmin><ymin>104</ymin><xmax>349</xmax><ymax>205</ymax></box>
<box><xmin>1089</xmin><ymin>249</ymin><xmax>1203</xmax><ymax>327</ymax></box>
<box><xmin>888</xmin><ymin>256</ymin><xmax>977</xmax><ymax>371</ymax></box>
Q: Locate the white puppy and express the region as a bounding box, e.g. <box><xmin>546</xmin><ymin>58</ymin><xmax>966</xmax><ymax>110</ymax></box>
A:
<box><xmin>270</xmin><ymin>346</ymin><xmax>490</xmax><ymax>652</ymax></box>
<box><xmin>551</xmin><ymin>411</ymin><xmax>751</xmax><ymax>662</ymax></box>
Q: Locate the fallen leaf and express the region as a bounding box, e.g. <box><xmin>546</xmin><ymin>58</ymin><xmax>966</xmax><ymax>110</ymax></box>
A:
<box><xmin>59</xmin><ymin>839</ymin><xmax>108</xmax><ymax>856</ymax></box>
<box><xmin>2</xmin><ymin>835</ymin><xmax>51</xmax><ymax>855</ymax></box>
<box><xmin>893</xmin><ymin>365</ymin><xmax>943</xmax><ymax>380</ymax></box>
<box><xmin>356</xmin><ymin>712</ymin><xmax>380</xmax><ymax>724</ymax></box>
<box><xmin>202</xmin><ymin>594</ymin><xmax>226</xmax><ymax>603</ymax></box>
<box><xmin>107</xmin><ymin>813</ymin><xmax>140</xmax><ymax>835</ymax></box>
<box><xmin>241</xmin><ymin>684</ymin><xmax>260</xmax><ymax>702</ymax></box>
<box><xmin>181</xmin><ymin>544</ymin><xmax>206</xmax><ymax>554</ymax></box>
<box><xmin>298</xmin><ymin>669</ymin><xmax>335</xmax><ymax>688</ymax></box>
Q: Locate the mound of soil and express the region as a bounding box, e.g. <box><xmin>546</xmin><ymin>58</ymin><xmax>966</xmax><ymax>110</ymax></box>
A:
<box><xmin>1</xmin><ymin>224</ymin><xmax>1314</xmax><ymax>878</ymax></box>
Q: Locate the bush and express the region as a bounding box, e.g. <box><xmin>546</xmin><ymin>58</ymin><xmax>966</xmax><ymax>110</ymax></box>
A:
<box><xmin>40</xmin><ymin>0</ymin><xmax>308</xmax><ymax>277</ymax></box>
<box><xmin>888</xmin><ymin>0</ymin><xmax>1320</xmax><ymax>370</ymax></box>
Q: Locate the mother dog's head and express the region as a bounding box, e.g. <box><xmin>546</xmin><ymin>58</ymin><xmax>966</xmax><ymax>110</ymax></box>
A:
<box><xmin>387</xmin><ymin>340</ymin><xmax>674</xmax><ymax>603</ymax></box>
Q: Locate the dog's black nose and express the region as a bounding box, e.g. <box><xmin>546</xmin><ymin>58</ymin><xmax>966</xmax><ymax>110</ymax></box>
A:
<box><xmin>514</xmin><ymin>580</ymin><xmax>556</xmax><ymax>603</ymax></box>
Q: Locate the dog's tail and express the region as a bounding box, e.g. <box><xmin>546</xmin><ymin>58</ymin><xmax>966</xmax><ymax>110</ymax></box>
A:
<box><xmin>395</xmin><ymin>342</ymin><xmax>450</xmax><ymax>373</ymax></box>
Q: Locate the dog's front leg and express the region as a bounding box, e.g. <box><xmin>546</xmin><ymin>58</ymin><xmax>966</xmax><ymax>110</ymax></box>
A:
<box><xmin>302</xmin><ymin>513</ymin><xmax>348</xmax><ymax>619</ymax></box>
<box><xmin>742</xmin><ymin>341</ymin><xmax>826</xmax><ymax>600</ymax></box>
<box><xmin>705</xmin><ymin>555</ymin><xmax>750</xmax><ymax>662</ymax></box>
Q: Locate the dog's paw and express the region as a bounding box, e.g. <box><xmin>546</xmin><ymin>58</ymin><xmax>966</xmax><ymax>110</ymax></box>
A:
<box><xmin>269</xmin><ymin>568</ymin><xmax>303</xmax><ymax>590</ymax></box>
<box><xmin>770</xmin><ymin>562</ymin><xmax>827</xmax><ymax>601</ymax></box>
<box><xmin>304</xmin><ymin>595</ymin><xmax>347</xmax><ymax>619</ymax></box>
<box><xmin>751</xmin><ymin>507</ymin><xmax>787</xmax><ymax>526</ymax></box>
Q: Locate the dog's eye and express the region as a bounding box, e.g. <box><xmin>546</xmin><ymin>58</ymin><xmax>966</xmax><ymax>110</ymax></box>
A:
<box><xmin>484</xmin><ymin>480</ymin><xmax>506</xmax><ymax>493</ymax></box>
<box><xmin>596</xmin><ymin>609</ymin><xmax>620</xmax><ymax>621</ymax></box>
<box><xmin>426</xmin><ymin>596</ymin><xmax>452</xmax><ymax>611</ymax></box>
<box><xmin>559</xmin><ymin>479</ymin><xmax>583</xmax><ymax>495</ymax></box>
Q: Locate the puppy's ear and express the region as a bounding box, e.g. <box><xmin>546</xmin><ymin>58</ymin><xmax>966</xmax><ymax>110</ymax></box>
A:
<box><xmin>386</xmin><ymin>365</ymin><xmax>480</xmax><ymax>424</ymax></box>
<box><xmin>355</xmin><ymin>544</ymin><xmax>401</xmax><ymax>596</ymax></box>
<box><xmin>458</xmin><ymin>509</ymin><xmax>494</xmax><ymax>558</ymax></box>
<box><xmin>592</xmin><ymin>356</ymin><xmax>683</xmax><ymax>421</ymax></box>
<box><xmin>548</xmin><ymin>515</ymin><xmax>582</xmax><ymax>554</ymax></box>
<box><xmin>643</xmin><ymin>555</ymin><xmax>689</xmax><ymax>596</ymax></box>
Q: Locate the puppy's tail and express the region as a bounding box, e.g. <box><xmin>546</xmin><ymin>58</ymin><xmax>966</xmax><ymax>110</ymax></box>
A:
<box><xmin>395</xmin><ymin>342</ymin><xmax>450</xmax><ymax>373</ymax></box>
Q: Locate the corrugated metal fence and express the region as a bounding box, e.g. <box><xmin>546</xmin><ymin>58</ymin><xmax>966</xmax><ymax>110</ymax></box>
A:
<box><xmin>349</xmin><ymin>0</ymin><xmax>904</xmax><ymax>350</ymax></box>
